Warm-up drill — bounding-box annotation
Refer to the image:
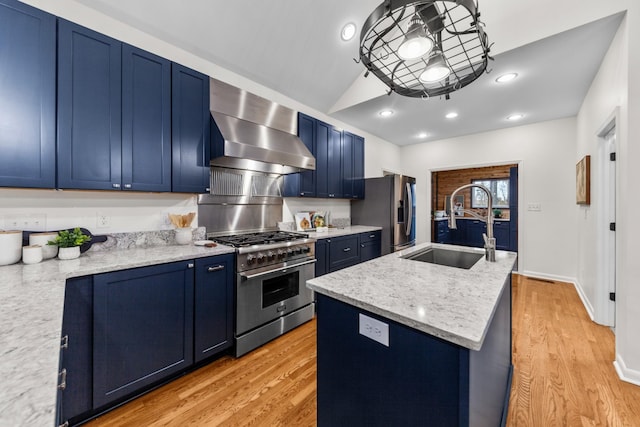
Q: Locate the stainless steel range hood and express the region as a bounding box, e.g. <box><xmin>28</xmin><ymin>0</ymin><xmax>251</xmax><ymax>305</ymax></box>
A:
<box><xmin>209</xmin><ymin>78</ymin><xmax>315</xmax><ymax>175</ymax></box>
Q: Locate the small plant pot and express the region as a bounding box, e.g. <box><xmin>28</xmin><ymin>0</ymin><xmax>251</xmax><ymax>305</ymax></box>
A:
<box><xmin>58</xmin><ymin>246</ymin><xmax>80</xmax><ymax>260</ymax></box>
<box><xmin>175</xmin><ymin>228</ymin><xmax>192</xmax><ymax>245</ymax></box>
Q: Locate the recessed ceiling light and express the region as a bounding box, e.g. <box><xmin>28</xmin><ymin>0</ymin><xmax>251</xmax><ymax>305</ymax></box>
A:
<box><xmin>341</xmin><ymin>22</ymin><xmax>357</xmax><ymax>41</ymax></box>
<box><xmin>445</xmin><ymin>112</ymin><xmax>458</xmax><ymax>119</ymax></box>
<box><xmin>417</xmin><ymin>132</ymin><xmax>428</xmax><ymax>139</ymax></box>
<box><xmin>379</xmin><ymin>109</ymin><xmax>394</xmax><ymax>117</ymax></box>
<box><xmin>507</xmin><ymin>113</ymin><xmax>524</xmax><ymax>121</ymax></box>
<box><xmin>496</xmin><ymin>73</ymin><xmax>518</xmax><ymax>83</ymax></box>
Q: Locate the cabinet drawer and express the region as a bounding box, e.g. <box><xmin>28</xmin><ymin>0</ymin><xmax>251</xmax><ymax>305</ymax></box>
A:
<box><xmin>329</xmin><ymin>235</ymin><xmax>360</xmax><ymax>272</ymax></box>
<box><xmin>359</xmin><ymin>230</ymin><xmax>381</xmax><ymax>243</ymax></box>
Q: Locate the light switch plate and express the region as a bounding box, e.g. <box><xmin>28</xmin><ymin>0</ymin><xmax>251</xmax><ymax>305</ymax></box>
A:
<box><xmin>527</xmin><ymin>202</ymin><xmax>542</xmax><ymax>211</ymax></box>
<box><xmin>359</xmin><ymin>313</ymin><xmax>389</xmax><ymax>347</ymax></box>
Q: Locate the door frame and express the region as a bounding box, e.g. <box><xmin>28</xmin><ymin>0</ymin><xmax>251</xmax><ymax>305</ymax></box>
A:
<box><xmin>595</xmin><ymin>107</ymin><xmax>619</xmax><ymax>327</ymax></box>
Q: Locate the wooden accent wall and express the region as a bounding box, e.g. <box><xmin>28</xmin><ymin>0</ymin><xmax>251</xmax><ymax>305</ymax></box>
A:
<box><xmin>432</xmin><ymin>164</ymin><xmax>517</xmax><ymax>218</ymax></box>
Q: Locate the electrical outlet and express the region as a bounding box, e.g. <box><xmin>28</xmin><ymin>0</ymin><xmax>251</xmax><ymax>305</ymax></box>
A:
<box><xmin>96</xmin><ymin>213</ymin><xmax>111</xmax><ymax>228</ymax></box>
<box><xmin>358</xmin><ymin>314</ymin><xmax>389</xmax><ymax>346</ymax></box>
<box><xmin>527</xmin><ymin>203</ymin><xmax>542</xmax><ymax>212</ymax></box>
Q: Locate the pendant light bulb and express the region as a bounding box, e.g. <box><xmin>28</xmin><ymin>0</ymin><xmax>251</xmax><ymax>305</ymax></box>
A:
<box><xmin>419</xmin><ymin>50</ymin><xmax>451</xmax><ymax>83</ymax></box>
<box><xmin>397</xmin><ymin>15</ymin><xmax>434</xmax><ymax>61</ymax></box>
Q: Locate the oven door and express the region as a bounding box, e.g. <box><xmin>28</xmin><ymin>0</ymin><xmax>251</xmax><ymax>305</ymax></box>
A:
<box><xmin>236</xmin><ymin>259</ymin><xmax>315</xmax><ymax>335</ymax></box>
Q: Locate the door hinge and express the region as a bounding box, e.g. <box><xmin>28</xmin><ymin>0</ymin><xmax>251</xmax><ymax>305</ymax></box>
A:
<box><xmin>610</xmin><ymin>152</ymin><xmax>616</xmax><ymax>161</ymax></box>
<box><xmin>609</xmin><ymin>292</ymin><xmax>616</xmax><ymax>302</ymax></box>
<box><xmin>610</xmin><ymin>222</ymin><xmax>616</xmax><ymax>231</ymax></box>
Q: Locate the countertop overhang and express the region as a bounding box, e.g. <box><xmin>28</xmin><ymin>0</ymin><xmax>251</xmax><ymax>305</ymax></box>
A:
<box><xmin>307</xmin><ymin>243</ymin><xmax>517</xmax><ymax>351</ymax></box>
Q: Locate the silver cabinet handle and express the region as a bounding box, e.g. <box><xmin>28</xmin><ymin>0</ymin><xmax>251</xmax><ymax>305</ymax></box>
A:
<box><xmin>59</xmin><ymin>421</ymin><xmax>69</xmax><ymax>427</ymax></box>
<box><xmin>208</xmin><ymin>265</ymin><xmax>225</xmax><ymax>272</ymax></box>
<box><xmin>343</xmin><ymin>247</ymin><xmax>351</xmax><ymax>252</ymax></box>
<box><xmin>61</xmin><ymin>335</ymin><xmax>68</xmax><ymax>350</ymax></box>
<box><xmin>361</xmin><ymin>244</ymin><xmax>365</xmax><ymax>248</ymax></box>
<box><xmin>112</xmin><ymin>183</ymin><xmax>121</xmax><ymax>188</ymax></box>
<box><xmin>370</xmin><ymin>234</ymin><xmax>376</xmax><ymax>238</ymax></box>
<box><xmin>240</xmin><ymin>259</ymin><xmax>316</xmax><ymax>280</ymax></box>
<box><xmin>58</xmin><ymin>369</ymin><xmax>67</xmax><ymax>390</ymax></box>
<box><xmin>124</xmin><ymin>184</ymin><xmax>132</xmax><ymax>189</ymax></box>
<box><xmin>205</xmin><ymin>187</ymin><xmax>211</xmax><ymax>192</ymax></box>
<box><xmin>187</xmin><ymin>263</ymin><xmax>194</xmax><ymax>269</ymax></box>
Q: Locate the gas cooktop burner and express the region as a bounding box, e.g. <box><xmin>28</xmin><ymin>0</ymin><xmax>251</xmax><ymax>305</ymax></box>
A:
<box><xmin>211</xmin><ymin>231</ymin><xmax>309</xmax><ymax>248</ymax></box>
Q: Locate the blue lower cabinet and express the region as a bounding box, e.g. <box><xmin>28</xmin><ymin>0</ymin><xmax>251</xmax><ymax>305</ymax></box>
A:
<box><xmin>329</xmin><ymin>235</ymin><xmax>360</xmax><ymax>272</ymax></box>
<box><xmin>194</xmin><ymin>254</ymin><xmax>234</xmax><ymax>363</ymax></box>
<box><xmin>315</xmin><ymin>238</ymin><xmax>329</xmax><ymax>277</ymax></box>
<box><xmin>359</xmin><ymin>231</ymin><xmax>381</xmax><ymax>263</ymax></box>
<box><xmin>494</xmin><ymin>221</ymin><xmax>510</xmax><ymax>250</ymax></box>
<box><xmin>58</xmin><ymin>276</ymin><xmax>94</xmax><ymax>426</ymax></box>
<box><xmin>0</xmin><ymin>0</ymin><xmax>56</xmax><ymax>189</ymax></box>
<box><xmin>435</xmin><ymin>220</ymin><xmax>450</xmax><ymax>244</ymax></box>
<box><xmin>93</xmin><ymin>261</ymin><xmax>195</xmax><ymax>409</ymax></box>
<box><xmin>466</xmin><ymin>220</ymin><xmax>486</xmax><ymax>248</ymax></box>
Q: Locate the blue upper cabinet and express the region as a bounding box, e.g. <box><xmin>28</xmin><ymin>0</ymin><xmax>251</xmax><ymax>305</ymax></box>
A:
<box><xmin>284</xmin><ymin>113</ymin><xmax>316</xmax><ymax>197</ymax></box>
<box><xmin>122</xmin><ymin>45</ymin><xmax>171</xmax><ymax>192</ymax></box>
<box><xmin>171</xmin><ymin>63</ymin><xmax>211</xmax><ymax>193</ymax></box>
<box><xmin>352</xmin><ymin>134</ymin><xmax>365</xmax><ymax>199</ymax></box>
<box><xmin>0</xmin><ymin>0</ymin><xmax>56</xmax><ymax>188</ymax></box>
<box><xmin>284</xmin><ymin>112</ymin><xmax>365</xmax><ymax>200</ymax></box>
<box><xmin>57</xmin><ymin>20</ymin><xmax>122</xmax><ymax>190</ymax></box>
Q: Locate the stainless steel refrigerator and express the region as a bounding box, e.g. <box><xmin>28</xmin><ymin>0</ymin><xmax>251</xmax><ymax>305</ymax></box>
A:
<box><xmin>351</xmin><ymin>175</ymin><xmax>416</xmax><ymax>255</ymax></box>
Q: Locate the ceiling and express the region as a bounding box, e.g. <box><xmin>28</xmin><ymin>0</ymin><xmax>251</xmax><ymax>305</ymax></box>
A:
<box><xmin>74</xmin><ymin>0</ymin><xmax>626</xmax><ymax>146</ymax></box>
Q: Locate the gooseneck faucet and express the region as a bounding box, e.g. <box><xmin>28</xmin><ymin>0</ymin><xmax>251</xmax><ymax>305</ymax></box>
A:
<box><xmin>448</xmin><ymin>184</ymin><xmax>496</xmax><ymax>262</ymax></box>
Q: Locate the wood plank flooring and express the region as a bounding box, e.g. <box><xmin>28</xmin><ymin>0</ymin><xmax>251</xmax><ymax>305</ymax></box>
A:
<box><xmin>87</xmin><ymin>275</ymin><xmax>640</xmax><ymax>426</ymax></box>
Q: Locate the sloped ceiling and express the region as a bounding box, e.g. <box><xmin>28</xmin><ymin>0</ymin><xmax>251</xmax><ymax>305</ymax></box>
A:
<box><xmin>74</xmin><ymin>0</ymin><xmax>627</xmax><ymax>145</ymax></box>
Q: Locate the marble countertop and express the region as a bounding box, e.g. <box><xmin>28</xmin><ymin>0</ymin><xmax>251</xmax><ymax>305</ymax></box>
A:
<box><xmin>306</xmin><ymin>242</ymin><xmax>517</xmax><ymax>351</ymax></box>
<box><xmin>0</xmin><ymin>243</ymin><xmax>235</xmax><ymax>425</ymax></box>
<box><xmin>305</xmin><ymin>225</ymin><xmax>382</xmax><ymax>239</ymax></box>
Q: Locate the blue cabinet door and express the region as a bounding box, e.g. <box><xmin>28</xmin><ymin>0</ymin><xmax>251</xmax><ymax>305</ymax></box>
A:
<box><xmin>435</xmin><ymin>220</ymin><xmax>450</xmax><ymax>244</ymax></box>
<box><xmin>327</xmin><ymin>126</ymin><xmax>342</xmax><ymax>198</ymax></box>
<box><xmin>359</xmin><ymin>231</ymin><xmax>381</xmax><ymax>262</ymax></box>
<box><xmin>171</xmin><ymin>63</ymin><xmax>210</xmax><ymax>193</ymax></box>
<box><xmin>315</xmin><ymin>238</ymin><xmax>329</xmax><ymax>277</ymax></box>
<box><xmin>122</xmin><ymin>45</ymin><xmax>171</xmax><ymax>192</ymax></box>
<box><xmin>59</xmin><ymin>276</ymin><xmax>94</xmax><ymax>426</ymax></box>
<box><xmin>494</xmin><ymin>221</ymin><xmax>510</xmax><ymax>250</ymax></box>
<box><xmin>315</xmin><ymin>121</ymin><xmax>330</xmax><ymax>198</ymax></box>
<box><xmin>342</xmin><ymin>131</ymin><xmax>354</xmax><ymax>199</ymax></box>
<box><xmin>93</xmin><ymin>261</ymin><xmax>194</xmax><ymax>409</ymax></box>
<box><xmin>58</xmin><ymin>20</ymin><xmax>122</xmax><ymax>190</ymax></box>
<box><xmin>509</xmin><ymin>166</ymin><xmax>518</xmax><ymax>252</ymax></box>
<box><xmin>467</xmin><ymin>220</ymin><xmax>486</xmax><ymax>248</ymax></box>
<box><xmin>194</xmin><ymin>254</ymin><xmax>234</xmax><ymax>363</ymax></box>
<box><xmin>284</xmin><ymin>113</ymin><xmax>316</xmax><ymax>197</ymax></box>
<box><xmin>352</xmin><ymin>135</ymin><xmax>365</xmax><ymax>200</ymax></box>
<box><xmin>0</xmin><ymin>0</ymin><xmax>56</xmax><ymax>188</ymax></box>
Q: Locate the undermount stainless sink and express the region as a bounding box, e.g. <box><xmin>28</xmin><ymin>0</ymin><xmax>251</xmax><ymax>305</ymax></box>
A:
<box><xmin>402</xmin><ymin>247</ymin><xmax>484</xmax><ymax>269</ymax></box>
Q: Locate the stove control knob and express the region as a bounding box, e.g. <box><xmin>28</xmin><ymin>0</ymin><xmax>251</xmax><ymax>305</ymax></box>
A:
<box><xmin>246</xmin><ymin>254</ymin><xmax>256</xmax><ymax>265</ymax></box>
<box><xmin>257</xmin><ymin>253</ymin><xmax>266</xmax><ymax>263</ymax></box>
<box><xmin>267</xmin><ymin>251</ymin><xmax>276</xmax><ymax>261</ymax></box>
<box><xmin>287</xmin><ymin>248</ymin><xmax>294</xmax><ymax>256</ymax></box>
<box><xmin>294</xmin><ymin>247</ymin><xmax>302</xmax><ymax>254</ymax></box>
<box><xmin>277</xmin><ymin>250</ymin><xmax>286</xmax><ymax>259</ymax></box>
<box><xmin>302</xmin><ymin>246</ymin><xmax>311</xmax><ymax>253</ymax></box>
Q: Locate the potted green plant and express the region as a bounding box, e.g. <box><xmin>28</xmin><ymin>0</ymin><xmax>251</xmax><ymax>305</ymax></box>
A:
<box><xmin>48</xmin><ymin>228</ymin><xmax>91</xmax><ymax>260</ymax></box>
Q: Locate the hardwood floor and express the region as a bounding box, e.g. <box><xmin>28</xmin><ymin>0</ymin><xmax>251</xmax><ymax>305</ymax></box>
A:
<box><xmin>507</xmin><ymin>275</ymin><xmax>640</xmax><ymax>426</ymax></box>
<box><xmin>87</xmin><ymin>275</ymin><xmax>640</xmax><ymax>426</ymax></box>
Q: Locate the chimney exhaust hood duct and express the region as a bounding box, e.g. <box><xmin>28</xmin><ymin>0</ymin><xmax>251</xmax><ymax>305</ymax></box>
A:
<box><xmin>209</xmin><ymin>78</ymin><xmax>315</xmax><ymax>175</ymax></box>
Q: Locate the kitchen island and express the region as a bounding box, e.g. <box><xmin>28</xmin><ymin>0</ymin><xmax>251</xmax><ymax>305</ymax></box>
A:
<box><xmin>306</xmin><ymin>243</ymin><xmax>517</xmax><ymax>427</ymax></box>
<box><xmin>0</xmin><ymin>243</ymin><xmax>235</xmax><ymax>425</ymax></box>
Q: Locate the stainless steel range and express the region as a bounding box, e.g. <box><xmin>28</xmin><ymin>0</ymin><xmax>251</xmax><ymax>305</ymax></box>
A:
<box><xmin>198</xmin><ymin>167</ymin><xmax>316</xmax><ymax>357</ymax></box>
<box><xmin>210</xmin><ymin>230</ymin><xmax>315</xmax><ymax>357</ymax></box>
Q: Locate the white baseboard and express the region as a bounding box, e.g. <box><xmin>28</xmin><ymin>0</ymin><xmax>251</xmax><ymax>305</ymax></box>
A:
<box><xmin>519</xmin><ymin>271</ymin><xmax>595</xmax><ymax>321</ymax></box>
<box><xmin>614</xmin><ymin>354</ymin><xmax>640</xmax><ymax>387</ymax></box>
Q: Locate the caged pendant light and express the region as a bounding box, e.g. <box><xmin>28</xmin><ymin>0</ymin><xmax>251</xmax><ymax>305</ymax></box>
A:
<box><xmin>358</xmin><ymin>0</ymin><xmax>492</xmax><ymax>98</ymax></box>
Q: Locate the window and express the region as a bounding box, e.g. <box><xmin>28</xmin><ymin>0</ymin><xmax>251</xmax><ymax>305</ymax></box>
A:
<box><xmin>471</xmin><ymin>179</ymin><xmax>509</xmax><ymax>208</ymax></box>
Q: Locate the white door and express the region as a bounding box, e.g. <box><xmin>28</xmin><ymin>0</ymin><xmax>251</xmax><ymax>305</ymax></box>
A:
<box><xmin>604</xmin><ymin>127</ymin><xmax>616</xmax><ymax>328</ymax></box>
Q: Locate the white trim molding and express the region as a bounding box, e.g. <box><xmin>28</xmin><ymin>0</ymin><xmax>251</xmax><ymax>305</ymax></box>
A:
<box><xmin>614</xmin><ymin>354</ymin><xmax>640</xmax><ymax>387</ymax></box>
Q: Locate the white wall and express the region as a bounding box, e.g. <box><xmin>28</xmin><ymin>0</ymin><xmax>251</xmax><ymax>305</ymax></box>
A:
<box><xmin>614</xmin><ymin>4</ymin><xmax>640</xmax><ymax>385</ymax></box>
<box><xmin>400</xmin><ymin>118</ymin><xmax>578</xmax><ymax>280</ymax></box>
<box><xmin>575</xmin><ymin>17</ymin><xmax>628</xmax><ymax>323</ymax></box>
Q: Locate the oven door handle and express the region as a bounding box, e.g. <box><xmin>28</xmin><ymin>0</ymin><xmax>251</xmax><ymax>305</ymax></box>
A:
<box><xmin>239</xmin><ymin>259</ymin><xmax>317</xmax><ymax>280</ymax></box>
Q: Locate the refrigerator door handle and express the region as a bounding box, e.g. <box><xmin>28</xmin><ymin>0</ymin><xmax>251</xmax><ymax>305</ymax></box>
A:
<box><xmin>405</xmin><ymin>182</ymin><xmax>413</xmax><ymax>236</ymax></box>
